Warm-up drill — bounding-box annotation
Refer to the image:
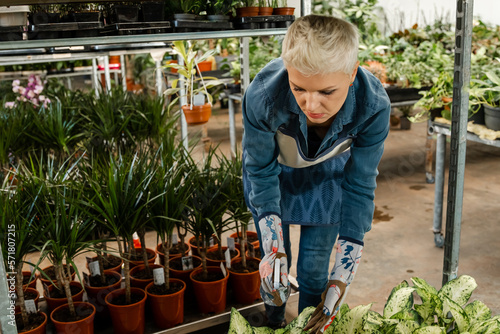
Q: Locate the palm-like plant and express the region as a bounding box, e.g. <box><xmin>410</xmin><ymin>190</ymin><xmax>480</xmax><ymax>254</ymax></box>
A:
<box><xmin>84</xmin><ymin>150</ymin><xmax>158</xmax><ymax>304</ymax></box>
<box><xmin>186</xmin><ymin>147</ymin><xmax>231</xmax><ymax>280</ymax></box>
<box><xmin>23</xmin><ymin>153</ymin><xmax>96</xmax><ymax>319</ymax></box>
<box><xmin>0</xmin><ymin>170</ymin><xmax>46</xmax><ymax>329</ymax></box>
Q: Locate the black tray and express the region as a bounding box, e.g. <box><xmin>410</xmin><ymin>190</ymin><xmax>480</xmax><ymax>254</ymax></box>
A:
<box><xmin>172</xmin><ymin>19</ymin><xmax>232</xmax><ymax>32</ymax></box>
<box><xmin>232</xmin><ymin>15</ymin><xmax>294</xmax><ymax>29</ymax></box>
<box><xmin>0</xmin><ymin>25</ymin><xmax>26</xmax><ymax>41</ymax></box>
<box><xmin>385</xmin><ymin>85</ymin><xmax>431</xmax><ymax>103</ymax></box>
<box><xmin>102</xmin><ymin>21</ymin><xmax>172</xmax><ymax>35</ymax></box>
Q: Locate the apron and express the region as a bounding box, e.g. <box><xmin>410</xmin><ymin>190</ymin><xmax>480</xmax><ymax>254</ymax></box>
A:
<box><xmin>244</xmin><ymin>125</ymin><xmax>355</xmax><ymax>226</ymax></box>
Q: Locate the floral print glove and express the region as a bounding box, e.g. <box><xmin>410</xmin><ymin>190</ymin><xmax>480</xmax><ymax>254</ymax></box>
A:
<box><xmin>258</xmin><ymin>214</ymin><xmax>290</xmax><ymax>307</ymax></box>
<box><xmin>304</xmin><ymin>238</ymin><xmax>363</xmax><ymax>333</ymax></box>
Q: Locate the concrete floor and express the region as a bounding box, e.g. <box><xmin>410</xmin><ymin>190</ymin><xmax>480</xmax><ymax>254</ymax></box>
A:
<box><xmin>24</xmin><ymin>104</ymin><xmax>500</xmax><ymax>333</ymax></box>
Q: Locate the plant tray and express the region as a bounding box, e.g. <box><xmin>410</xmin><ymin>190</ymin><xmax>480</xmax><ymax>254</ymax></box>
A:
<box><xmin>232</xmin><ymin>15</ymin><xmax>295</xmax><ymax>30</ymax></box>
<box><xmin>27</xmin><ymin>22</ymin><xmax>103</xmax><ymax>40</ymax></box>
<box><xmin>172</xmin><ymin>19</ymin><xmax>233</xmax><ymax>32</ymax></box>
<box><xmin>385</xmin><ymin>85</ymin><xmax>431</xmax><ymax>103</ymax></box>
<box><xmin>0</xmin><ymin>25</ymin><xmax>26</xmax><ymax>41</ymax></box>
<box><xmin>102</xmin><ymin>21</ymin><xmax>172</xmax><ymax>36</ymax></box>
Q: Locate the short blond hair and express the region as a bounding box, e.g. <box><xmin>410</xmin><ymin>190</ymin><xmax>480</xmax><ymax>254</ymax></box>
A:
<box><xmin>281</xmin><ymin>15</ymin><xmax>359</xmax><ymax>76</ymax></box>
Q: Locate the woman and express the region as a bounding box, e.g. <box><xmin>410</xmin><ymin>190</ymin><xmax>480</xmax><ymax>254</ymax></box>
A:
<box><xmin>242</xmin><ymin>15</ymin><xmax>391</xmax><ymax>332</ymax></box>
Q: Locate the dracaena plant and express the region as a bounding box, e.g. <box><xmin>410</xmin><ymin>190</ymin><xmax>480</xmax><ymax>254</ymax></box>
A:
<box><xmin>164</xmin><ymin>41</ymin><xmax>222</xmax><ymax>112</ymax></box>
<box><xmin>0</xmin><ymin>169</ymin><xmax>47</xmax><ymax>329</ymax></box>
<box><xmin>22</xmin><ymin>153</ymin><xmax>96</xmax><ymax>319</ymax></box>
<box><xmin>84</xmin><ymin>150</ymin><xmax>158</xmax><ymax>304</ymax></box>
<box><xmin>185</xmin><ymin>146</ymin><xmax>231</xmax><ymax>280</ymax></box>
<box><xmin>221</xmin><ymin>150</ymin><xmax>253</xmax><ymax>268</ymax></box>
<box><xmin>147</xmin><ymin>140</ymin><xmax>193</xmax><ymax>289</ymax></box>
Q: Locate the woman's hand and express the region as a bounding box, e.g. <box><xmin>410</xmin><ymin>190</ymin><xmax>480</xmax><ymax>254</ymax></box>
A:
<box><xmin>304</xmin><ymin>239</ymin><xmax>363</xmax><ymax>333</ymax></box>
<box><xmin>258</xmin><ymin>215</ymin><xmax>290</xmax><ymax>306</ymax></box>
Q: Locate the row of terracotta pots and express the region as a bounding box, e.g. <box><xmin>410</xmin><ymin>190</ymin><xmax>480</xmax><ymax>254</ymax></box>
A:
<box><xmin>236</xmin><ymin>6</ymin><xmax>295</xmax><ymax>17</ymax></box>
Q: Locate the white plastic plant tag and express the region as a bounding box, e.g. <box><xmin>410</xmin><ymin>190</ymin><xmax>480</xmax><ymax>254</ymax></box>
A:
<box><xmin>29</xmin><ymin>264</ymin><xmax>35</xmax><ymax>273</ymax></box>
<box><xmin>220</xmin><ymin>262</ymin><xmax>227</xmax><ymax>277</ymax></box>
<box><xmin>274</xmin><ymin>258</ymin><xmax>281</xmax><ymax>291</ymax></box>
<box><xmin>172</xmin><ymin>234</ymin><xmax>178</xmax><ymax>245</ymax></box>
<box><xmin>225</xmin><ymin>248</ymin><xmax>232</xmax><ymax>269</ymax></box>
<box><xmin>227</xmin><ymin>237</ymin><xmax>235</xmax><ymax>251</ymax></box>
<box><xmin>25</xmin><ymin>299</ymin><xmax>37</xmax><ymax>314</ymax></box>
<box><xmin>153</xmin><ymin>267</ymin><xmax>165</xmax><ymax>285</ymax></box>
<box><xmin>181</xmin><ymin>256</ymin><xmax>193</xmax><ymax>271</ymax></box>
<box><xmin>193</xmin><ymin>93</ymin><xmax>205</xmax><ymax>106</ymax></box>
<box><xmin>88</xmin><ymin>261</ymin><xmax>101</xmax><ymax>277</ymax></box>
<box><xmin>209</xmin><ymin>236</ymin><xmax>215</xmax><ymax>247</ymax></box>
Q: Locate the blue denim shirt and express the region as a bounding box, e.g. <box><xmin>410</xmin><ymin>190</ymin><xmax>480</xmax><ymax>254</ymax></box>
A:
<box><xmin>242</xmin><ymin>58</ymin><xmax>391</xmax><ymax>242</ymax></box>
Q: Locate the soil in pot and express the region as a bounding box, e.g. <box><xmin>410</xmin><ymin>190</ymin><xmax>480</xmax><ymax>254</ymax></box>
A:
<box><xmin>102</xmin><ymin>255</ymin><xmax>123</xmax><ymax>271</ymax></box>
<box><xmin>47</xmin><ymin>284</ymin><xmax>82</xmax><ymax>299</ymax></box>
<box><xmin>88</xmin><ymin>272</ymin><xmax>120</xmax><ymax>287</ymax></box>
<box><xmin>15</xmin><ymin>288</ymin><xmax>39</xmax><ymax>313</ymax></box>
<box><xmin>156</xmin><ymin>241</ymin><xmax>190</xmax><ymax>266</ymax></box>
<box><xmin>228</xmin><ymin>257</ymin><xmax>261</xmax><ymax>304</ymax></box>
<box><xmin>51</xmin><ymin>303</ymin><xmax>94</xmax><ymax>322</ymax></box>
<box><xmin>22</xmin><ymin>271</ymin><xmax>37</xmax><ymax>289</ymax></box>
<box><xmin>129</xmin><ymin>248</ymin><xmax>156</xmax><ymax>268</ymax></box>
<box><xmin>15</xmin><ymin>311</ymin><xmax>47</xmax><ymax>333</ymax></box>
<box><xmin>147</xmin><ymin>281</ymin><xmax>184</xmax><ymax>295</ymax></box>
<box><xmin>50</xmin><ymin>302</ymin><xmax>95</xmax><ymax>334</ymax></box>
<box><xmin>40</xmin><ymin>264</ymin><xmax>75</xmax><ymax>285</ymax></box>
<box><xmin>229</xmin><ymin>257</ymin><xmax>260</xmax><ymax>273</ymax></box>
<box><xmin>108</xmin><ymin>292</ymin><xmax>143</xmax><ymax>305</ymax></box>
<box><xmin>130</xmin><ymin>264</ymin><xmax>163</xmax><ymax>289</ymax></box>
<box><xmin>44</xmin><ymin>281</ymin><xmax>84</xmax><ymax>314</ymax></box>
<box><xmin>169</xmin><ymin>255</ymin><xmax>202</xmax><ymax>271</ymax></box>
<box><xmin>230</xmin><ymin>231</ymin><xmax>259</xmax><ymax>246</ymax></box>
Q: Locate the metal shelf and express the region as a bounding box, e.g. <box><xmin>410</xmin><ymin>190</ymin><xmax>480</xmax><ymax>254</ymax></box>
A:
<box><xmin>0</xmin><ymin>29</ymin><xmax>288</xmax><ymax>51</ymax></box>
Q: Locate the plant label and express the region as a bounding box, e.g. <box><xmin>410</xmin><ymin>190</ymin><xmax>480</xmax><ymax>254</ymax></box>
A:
<box><xmin>24</xmin><ymin>299</ymin><xmax>37</xmax><ymax>314</ymax></box>
<box><xmin>209</xmin><ymin>236</ymin><xmax>215</xmax><ymax>247</ymax></box>
<box><xmin>220</xmin><ymin>262</ymin><xmax>227</xmax><ymax>278</ymax></box>
<box><xmin>225</xmin><ymin>248</ymin><xmax>232</xmax><ymax>269</ymax></box>
<box><xmin>172</xmin><ymin>234</ymin><xmax>178</xmax><ymax>245</ymax></box>
<box><xmin>193</xmin><ymin>93</ymin><xmax>205</xmax><ymax>106</ymax></box>
<box><xmin>83</xmin><ymin>272</ymin><xmax>90</xmax><ymax>286</ymax></box>
<box><xmin>227</xmin><ymin>237</ymin><xmax>235</xmax><ymax>251</ymax></box>
<box><xmin>181</xmin><ymin>256</ymin><xmax>193</xmax><ymax>271</ymax></box>
<box><xmin>153</xmin><ymin>267</ymin><xmax>165</xmax><ymax>285</ymax></box>
<box><xmin>88</xmin><ymin>261</ymin><xmax>100</xmax><ymax>277</ymax></box>
<box><xmin>274</xmin><ymin>258</ymin><xmax>280</xmax><ymax>291</ymax></box>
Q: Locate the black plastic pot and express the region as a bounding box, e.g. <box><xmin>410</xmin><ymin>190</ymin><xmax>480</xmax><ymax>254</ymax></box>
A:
<box><xmin>30</xmin><ymin>12</ymin><xmax>60</xmax><ymax>25</ymax></box>
<box><xmin>141</xmin><ymin>1</ymin><xmax>165</xmax><ymax>22</ymax></box>
<box><xmin>71</xmin><ymin>11</ymin><xmax>101</xmax><ymax>23</ymax></box>
<box><xmin>484</xmin><ymin>104</ymin><xmax>500</xmax><ymax>131</ymax></box>
<box><xmin>110</xmin><ymin>5</ymin><xmax>139</xmax><ymax>23</ymax></box>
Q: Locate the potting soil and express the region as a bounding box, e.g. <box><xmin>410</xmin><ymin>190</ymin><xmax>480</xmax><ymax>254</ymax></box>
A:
<box><xmin>48</xmin><ymin>285</ymin><xmax>82</xmax><ymax>299</ymax></box>
<box><xmin>51</xmin><ymin>304</ymin><xmax>94</xmax><ymax>322</ymax></box>
<box><xmin>147</xmin><ymin>282</ymin><xmax>184</xmax><ymax>295</ymax></box>
<box><xmin>88</xmin><ymin>273</ymin><xmax>120</xmax><ymax>287</ymax></box>
<box><xmin>229</xmin><ymin>258</ymin><xmax>260</xmax><ymax>273</ymax></box>
<box><xmin>15</xmin><ymin>312</ymin><xmax>46</xmax><ymax>332</ymax></box>
<box><xmin>193</xmin><ymin>271</ymin><xmax>225</xmax><ymax>282</ymax></box>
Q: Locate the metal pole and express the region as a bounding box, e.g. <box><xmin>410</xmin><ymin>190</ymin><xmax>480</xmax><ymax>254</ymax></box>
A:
<box><xmin>120</xmin><ymin>54</ymin><xmax>127</xmax><ymax>92</ymax></box>
<box><xmin>239</xmin><ymin>37</ymin><xmax>250</xmax><ymax>96</ymax></box>
<box><xmin>0</xmin><ymin>244</ymin><xmax>18</xmax><ymax>334</ymax></box>
<box><xmin>433</xmin><ymin>132</ymin><xmax>446</xmax><ymax>248</ymax></box>
<box><xmin>155</xmin><ymin>59</ymin><xmax>163</xmax><ymax>95</ymax></box>
<box><xmin>442</xmin><ymin>0</ymin><xmax>474</xmax><ymax>285</ymax></box>
<box><xmin>91</xmin><ymin>57</ymin><xmax>99</xmax><ymax>97</ymax></box>
<box><xmin>301</xmin><ymin>0</ymin><xmax>312</xmax><ymax>16</ymax></box>
<box><xmin>103</xmin><ymin>55</ymin><xmax>112</xmax><ymax>93</ymax></box>
<box><xmin>178</xmin><ymin>56</ymin><xmax>189</xmax><ymax>150</ymax></box>
<box><xmin>228</xmin><ymin>97</ymin><xmax>236</xmax><ymax>158</ymax></box>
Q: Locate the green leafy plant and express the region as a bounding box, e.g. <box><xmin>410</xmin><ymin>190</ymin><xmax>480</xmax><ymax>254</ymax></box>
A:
<box><xmin>179</xmin><ymin>0</ymin><xmax>201</xmax><ymax>14</ymax></box>
<box><xmin>470</xmin><ymin>64</ymin><xmax>500</xmax><ymax>108</ymax></box>
<box><xmin>164</xmin><ymin>41</ymin><xmax>222</xmax><ymax>111</ymax></box>
<box><xmin>207</xmin><ymin>0</ymin><xmax>238</xmax><ymax>15</ymax></box>
<box><xmin>229</xmin><ymin>275</ymin><xmax>500</xmax><ymax>333</ymax></box>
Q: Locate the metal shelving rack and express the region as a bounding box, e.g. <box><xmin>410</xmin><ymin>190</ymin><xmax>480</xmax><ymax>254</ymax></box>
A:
<box><xmin>0</xmin><ymin>1</ymin><xmax>302</xmax><ymax>332</ymax></box>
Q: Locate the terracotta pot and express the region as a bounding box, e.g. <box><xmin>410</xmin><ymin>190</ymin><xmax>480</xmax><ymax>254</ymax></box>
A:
<box><xmin>442</xmin><ymin>96</ymin><xmax>453</xmax><ymax>111</ymax></box>
<box><xmin>258</xmin><ymin>7</ymin><xmax>273</xmax><ymax>15</ymax></box>
<box><xmin>44</xmin><ymin>281</ymin><xmax>84</xmax><ymax>314</ymax></box>
<box><xmin>15</xmin><ymin>287</ymin><xmax>39</xmax><ymax>313</ymax></box>
<box><xmin>130</xmin><ymin>264</ymin><xmax>164</xmax><ymax>289</ymax></box>
<box><xmin>228</xmin><ymin>257</ymin><xmax>261</xmax><ymax>304</ymax></box>
<box><xmin>39</xmin><ymin>264</ymin><xmax>75</xmax><ymax>287</ymax></box>
<box><xmin>273</xmin><ymin>7</ymin><xmax>295</xmax><ymax>15</ymax></box>
<box><xmin>145</xmin><ymin>279</ymin><xmax>185</xmax><ymax>329</ymax></box>
<box><xmin>23</xmin><ymin>271</ymin><xmax>38</xmax><ymax>289</ymax></box>
<box><xmin>169</xmin><ymin>255</ymin><xmax>202</xmax><ymax>298</ymax></box>
<box><xmin>236</xmin><ymin>7</ymin><xmax>259</xmax><ymax>17</ymax></box>
<box><xmin>229</xmin><ymin>230</ymin><xmax>260</xmax><ymax>248</ymax></box>
<box><xmin>105</xmin><ymin>288</ymin><xmax>147</xmax><ymax>334</ymax></box>
<box><xmin>129</xmin><ymin>248</ymin><xmax>157</xmax><ymax>268</ymax></box>
<box><xmin>86</xmin><ymin>255</ymin><xmax>123</xmax><ymax>274</ymax></box>
<box><xmin>167</xmin><ymin>59</ymin><xmax>178</xmax><ymax>73</ymax></box>
<box><xmin>197</xmin><ymin>60</ymin><xmax>212</xmax><ymax>73</ymax></box>
<box><xmin>187</xmin><ymin>235</ymin><xmax>218</xmax><ymax>256</ymax></box>
<box><xmin>190</xmin><ymin>266</ymin><xmax>229</xmax><ymax>314</ymax></box>
<box><xmin>182</xmin><ymin>104</ymin><xmax>212</xmax><ymax>125</ymax></box>
<box><xmin>50</xmin><ymin>302</ymin><xmax>95</xmax><ymax>334</ymax></box>
<box><xmin>156</xmin><ymin>241</ymin><xmax>191</xmax><ymax>266</ymax></box>
<box><xmin>84</xmin><ymin>270</ymin><xmax>122</xmax><ymax>318</ymax></box>
<box><xmin>206</xmin><ymin>246</ymin><xmax>240</xmax><ymax>267</ymax></box>
<box><xmin>15</xmin><ymin>311</ymin><xmax>47</xmax><ymax>334</ymax></box>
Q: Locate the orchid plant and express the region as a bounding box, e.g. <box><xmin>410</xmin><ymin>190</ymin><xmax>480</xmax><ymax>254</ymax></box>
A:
<box><xmin>4</xmin><ymin>75</ymin><xmax>51</xmax><ymax>110</ymax></box>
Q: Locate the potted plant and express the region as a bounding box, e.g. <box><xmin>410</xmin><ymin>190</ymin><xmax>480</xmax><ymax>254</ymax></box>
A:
<box><xmin>258</xmin><ymin>0</ymin><xmax>273</xmax><ymax>15</ymax></box>
<box><xmin>144</xmin><ymin>141</ymin><xmax>191</xmax><ymax>329</ymax></box>
<box><xmin>107</xmin><ymin>1</ymin><xmax>140</xmax><ymax>24</ymax></box>
<box><xmin>272</xmin><ymin>0</ymin><xmax>294</xmax><ymax>15</ymax></box>
<box><xmin>164</xmin><ymin>41</ymin><xmax>223</xmax><ymax>125</ymax></box>
<box><xmin>223</xmin><ymin>151</ymin><xmax>262</xmax><ymax>305</ymax></box>
<box><xmin>470</xmin><ymin>68</ymin><xmax>500</xmax><ymax>130</ymax></box>
<box><xmin>236</xmin><ymin>0</ymin><xmax>259</xmax><ymax>17</ymax></box>
<box><xmin>0</xmin><ymin>171</ymin><xmax>48</xmax><ymax>333</ymax></box>
<box><xmin>186</xmin><ymin>147</ymin><xmax>231</xmax><ymax>314</ymax></box>
<box><xmin>173</xmin><ymin>0</ymin><xmax>201</xmax><ymax>20</ymax></box>
<box><xmin>140</xmin><ymin>1</ymin><xmax>165</xmax><ymax>22</ymax></box>
<box><xmin>67</xmin><ymin>3</ymin><xmax>102</xmax><ymax>23</ymax></box>
<box><xmin>29</xmin><ymin>4</ymin><xmax>61</xmax><ymax>25</ymax></box>
<box><xmin>206</xmin><ymin>0</ymin><xmax>237</xmax><ymax>21</ymax></box>
<box><xmin>87</xmin><ymin>151</ymin><xmax>157</xmax><ymax>334</ymax></box>
<box><xmin>26</xmin><ymin>154</ymin><xmax>97</xmax><ymax>333</ymax></box>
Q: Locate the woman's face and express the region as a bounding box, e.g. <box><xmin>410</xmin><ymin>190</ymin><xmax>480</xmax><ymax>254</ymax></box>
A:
<box><xmin>287</xmin><ymin>63</ymin><xmax>359</xmax><ymax>126</ymax></box>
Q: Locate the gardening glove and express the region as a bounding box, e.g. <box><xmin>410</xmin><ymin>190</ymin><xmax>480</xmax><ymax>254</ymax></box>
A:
<box><xmin>304</xmin><ymin>238</ymin><xmax>363</xmax><ymax>333</ymax></box>
<box><xmin>258</xmin><ymin>214</ymin><xmax>290</xmax><ymax>307</ymax></box>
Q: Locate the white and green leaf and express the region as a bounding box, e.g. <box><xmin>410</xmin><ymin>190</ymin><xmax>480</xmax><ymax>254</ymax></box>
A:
<box><xmin>331</xmin><ymin>304</ymin><xmax>372</xmax><ymax>334</ymax></box>
<box><xmin>438</xmin><ymin>275</ymin><xmax>477</xmax><ymax>307</ymax></box>
<box><xmin>465</xmin><ymin>300</ymin><xmax>492</xmax><ymax>326</ymax></box>
<box><xmin>384</xmin><ymin>286</ymin><xmax>415</xmax><ymax>319</ymax></box>
<box><xmin>443</xmin><ymin>296</ymin><xmax>470</xmax><ymax>333</ymax></box>
<box><xmin>413</xmin><ymin>326</ymin><xmax>446</xmax><ymax>334</ymax></box>
<box><xmin>228</xmin><ymin>308</ymin><xmax>253</xmax><ymax>334</ymax></box>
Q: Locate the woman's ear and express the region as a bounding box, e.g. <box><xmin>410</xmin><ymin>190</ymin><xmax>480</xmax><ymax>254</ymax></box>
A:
<box><xmin>350</xmin><ymin>61</ymin><xmax>360</xmax><ymax>83</ymax></box>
